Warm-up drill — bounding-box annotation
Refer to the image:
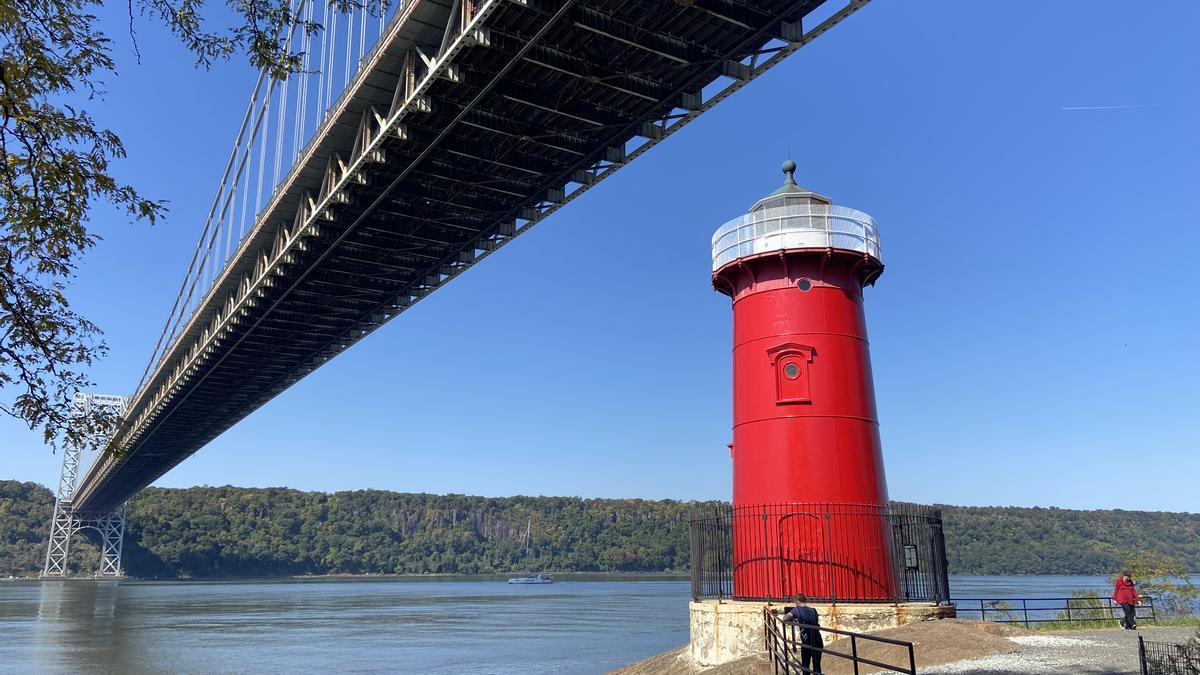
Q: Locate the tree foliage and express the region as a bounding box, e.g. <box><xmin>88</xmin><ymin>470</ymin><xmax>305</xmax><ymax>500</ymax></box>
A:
<box><xmin>0</xmin><ymin>0</ymin><xmax>359</xmax><ymax>452</ymax></box>
<box><xmin>1117</xmin><ymin>550</ymin><xmax>1200</xmax><ymax>617</ymax></box>
<box><xmin>0</xmin><ymin>479</ymin><xmax>99</xmax><ymax>574</ymax></box>
<box><xmin>0</xmin><ymin>481</ymin><xmax>701</xmax><ymax>577</ymax></box>
<box><xmin>3</xmin><ymin>481</ymin><xmax>1199</xmax><ymax>580</ymax></box>
<box><xmin>940</xmin><ymin>504</ymin><xmax>1200</xmax><ymax>576</ymax></box>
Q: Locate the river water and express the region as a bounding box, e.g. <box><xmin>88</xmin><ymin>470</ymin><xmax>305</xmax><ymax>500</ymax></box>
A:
<box><xmin>0</xmin><ymin>575</ymin><xmax>1179</xmax><ymax>673</ymax></box>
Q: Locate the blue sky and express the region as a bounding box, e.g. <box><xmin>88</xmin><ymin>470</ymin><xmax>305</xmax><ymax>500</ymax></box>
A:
<box><xmin>4</xmin><ymin>1</ymin><xmax>1198</xmax><ymax>511</ymax></box>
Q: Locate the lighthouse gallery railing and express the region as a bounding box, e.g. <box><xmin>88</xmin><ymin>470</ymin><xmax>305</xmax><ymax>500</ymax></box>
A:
<box><xmin>711</xmin><ymin>204</ymin><xmax>883</xmax><ymax>272</ymax></box>
<box><xmin>689</xmin><ymin>502</ymin><xmax>950</xmax><ymax>604</ymax></box>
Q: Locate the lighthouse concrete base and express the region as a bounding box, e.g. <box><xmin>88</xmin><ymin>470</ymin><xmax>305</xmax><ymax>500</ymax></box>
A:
<box><xmin>688</xmin><ymin>599</ymin><xmax>955</xmax><ymax>667</ymax></box>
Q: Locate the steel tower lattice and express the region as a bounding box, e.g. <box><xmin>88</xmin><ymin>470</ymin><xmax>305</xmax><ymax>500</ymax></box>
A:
<box><xmin>42</xmin><ymin>393</ymin><xmax>130</xmax><ymax>578</ymax></box>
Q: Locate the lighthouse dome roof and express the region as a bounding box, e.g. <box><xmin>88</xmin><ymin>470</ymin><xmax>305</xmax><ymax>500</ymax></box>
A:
<box><xmin>711</xmin><ymin>161</ymin><xmax>882</xmax><ymax>272</ymax></box>
<box><xmin>750</xmin><ymin>160</ymin><xmax>831</xmax><ymax>211</ymax></box>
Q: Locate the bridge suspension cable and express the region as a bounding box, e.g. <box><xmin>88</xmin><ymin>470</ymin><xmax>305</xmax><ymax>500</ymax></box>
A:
<box><xmin>135</xmin><ymin>0</ymin><xmax>396</xmax><ymax>400</ymax></box>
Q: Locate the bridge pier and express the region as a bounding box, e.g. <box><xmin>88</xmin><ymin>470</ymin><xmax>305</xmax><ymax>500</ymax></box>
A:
<box><xmin>42</xmin><ymin>393</ymin><xmax>129</xmax><ymax>579</ymax></box>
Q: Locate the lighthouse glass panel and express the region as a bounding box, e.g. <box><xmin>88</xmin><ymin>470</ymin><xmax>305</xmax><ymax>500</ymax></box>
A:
<box><xmin>711</xmin><ymin>204</ymin><xmax>882</xmax><ymax>271</ymax></box>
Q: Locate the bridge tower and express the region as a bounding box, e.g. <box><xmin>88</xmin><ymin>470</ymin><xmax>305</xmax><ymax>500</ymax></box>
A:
<box><xmin>42</xmin><ymin>393</ymin><xmax>130</xmax><ymax>578</ymax></box>
<box><xmin>711</xmin><ymin>162</ymin><xmax>893</xmax><ymax>600</ymax></box>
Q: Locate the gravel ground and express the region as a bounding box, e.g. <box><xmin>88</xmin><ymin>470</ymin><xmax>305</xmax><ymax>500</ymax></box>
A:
<box><xmin>912</xmin><ymin>626</ymin><xmax>1197</xmax><ymax>675</ymax></box>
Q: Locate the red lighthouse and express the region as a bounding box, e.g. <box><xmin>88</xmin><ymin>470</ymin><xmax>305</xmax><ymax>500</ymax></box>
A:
<box><xmin>712</xmin><ymin>161</ymin><xmax>893</xmax><ymax>601</ymax></box>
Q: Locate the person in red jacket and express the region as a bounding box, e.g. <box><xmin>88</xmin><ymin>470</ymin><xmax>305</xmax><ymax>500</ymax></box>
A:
<box><xmin>1113</xmin><ymin>570</ymin><xmax>1142</xmax><ymax>630</ymax></box>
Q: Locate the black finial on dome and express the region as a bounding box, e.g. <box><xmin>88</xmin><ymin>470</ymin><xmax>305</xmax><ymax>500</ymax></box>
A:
<box><xmin>756</xmin><ymin>159</ymin><xmax>830</xmax><ymax>203</ymax></box>
<box><xmin>781</xmin><ymin>159</ymin><xmax>797</xmax><ymax>185</ymax></box>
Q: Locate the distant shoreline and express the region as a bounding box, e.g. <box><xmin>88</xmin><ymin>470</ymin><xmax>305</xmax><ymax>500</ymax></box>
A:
<box><xmin>5</xmin><ymin>571</ymin><xmax>692</xmax><ymax>582</ymax></box>
<box><xmin>4</xmin><ymin>481</ymin><xmax>1198</xmax><ymax>579</ymax></box>
<box><xmin>11</xmin><ymin>569</ymin><xmax>1200</xmax><ymax>581</ymax></box>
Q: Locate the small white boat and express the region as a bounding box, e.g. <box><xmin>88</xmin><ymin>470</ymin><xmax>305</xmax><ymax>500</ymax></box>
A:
<box><xmin>507</xmin><ymin>573</ymin><xmax>554</xmax><ymax>585</ymax></box>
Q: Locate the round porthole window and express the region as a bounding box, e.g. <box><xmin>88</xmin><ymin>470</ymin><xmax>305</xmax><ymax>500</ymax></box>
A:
<box><xmin>797</xmin><ymin>279</ymin><xmax>813</xmax><ymax>292</ymax></box>
<box><xmin>784</xmin><ymin>363</ymin><xmax>800</xmax><ymax>379</ymax></box>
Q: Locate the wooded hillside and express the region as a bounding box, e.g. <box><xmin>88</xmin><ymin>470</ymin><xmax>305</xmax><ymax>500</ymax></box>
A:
<box><xmin>3</xmin><ymin>481</ymin><xmax>1196</xmax><ymax>578</ymax></box>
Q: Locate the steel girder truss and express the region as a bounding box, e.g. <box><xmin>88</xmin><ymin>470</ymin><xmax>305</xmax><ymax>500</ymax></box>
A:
<box><xmin>42</xmin><ymin>393</ymin><xmax>130</xmax><ymax>578</ymax></box>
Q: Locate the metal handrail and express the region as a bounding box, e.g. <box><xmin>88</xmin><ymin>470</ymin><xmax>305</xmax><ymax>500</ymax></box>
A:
<box><xmin>763</xmin><ymin>606</ymin><xmax>917</xmax><ymax>675</ymax></box>
<box><xmin>953</xmin><ymin>596</ymin><xmax>1157</xmax><ymax>628</ymax></box>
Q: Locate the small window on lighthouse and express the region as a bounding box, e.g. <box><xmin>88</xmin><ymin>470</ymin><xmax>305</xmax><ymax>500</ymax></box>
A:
<box><xmin>767</xmin><ymin>343</ymin><xmax>815</xmax><ymax>405</ymax></box>
<box><xmin>797</xmin><ymin>279</ymin><xmax>813</xmax><ymax>292</ymax></box>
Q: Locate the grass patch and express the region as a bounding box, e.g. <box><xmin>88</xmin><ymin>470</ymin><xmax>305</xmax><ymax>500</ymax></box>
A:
<box><xmin>1028</xmin><ymin>615</ymin><xmax>1200</xmax><ymax>632</ymax></box>
<box><xmin>1153</xmin><ymin>616</ymin><xmax>1200</xmax><ymax>628</ymax></box>
<box><xmin>1031</xmin><ymin>619</ymin><xmax>1124</xmax><ymax>631</ymax></box>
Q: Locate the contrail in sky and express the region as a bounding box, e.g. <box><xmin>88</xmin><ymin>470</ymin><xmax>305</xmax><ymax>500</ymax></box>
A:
<box><xmin>1060</xmin><ymin>104</ymin><xmax>1146</xmax><ymax>111</ymax></box>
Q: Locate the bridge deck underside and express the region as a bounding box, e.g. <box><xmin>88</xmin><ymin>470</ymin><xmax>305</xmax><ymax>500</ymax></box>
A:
<box><xmin>75</xmin><ymin>0</ymin><xmax>845</xmax><ymax>511</ymax></box>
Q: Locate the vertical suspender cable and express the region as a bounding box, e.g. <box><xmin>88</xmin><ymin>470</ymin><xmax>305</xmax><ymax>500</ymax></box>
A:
<box><xmin>325</xmin><ymin>11</ymin><xmax>337</xmax><ymax>114</ymax></box>
<box><xmin>294</xmin><ymin>0</ymin><xmax>313</xmax><ymax>160</ymax></box>
<box><xmin>344</xmin><ymin>6</ymin><xmax>354</xmax><ymax>92</ymax></box>
<box><xmin>320</xmin><ymin>9</ymin><xmax>330</xmax><ymax>117</ymax></box>
<box><xmin>358</xmin><ymin>4</ymin><xmax>366</xmax><ymax>63</ymax></box>
<box><xmin>255</xmin><ymin>83</ymin><xmax>273</xmax><ymax>218</ymax></box>
<box><xmin>224</xmin><ymin>176</ymin><xmax>235</xmax><ymax>260</ymax></box>
<box><xmin>305</xmin><ymin>0</ymin><xmax>316</xmax><ymax>139</ymax></box>
<box><xmin>273</xmin><ymin>36</ymin><xmax>291</xmax><ymax>190</ymax></box>
<box><xmin>213</xmin><ymin>213</ymin><xmax>225</xmax><ymax>286</ymax></box>
<box><xmin>316</xmin><ymin>0</ymin><xmax>330</xmax><ymax>123</ymax></box>
<box><xmin>292</xmin><ymin>33</ymin><xmax>303</xmax><ymax>159</ymax></box>
<box><xmin>200</xmin><ymin>239</ymin><xmax>210</xmax><ymax>303</ymax></box>
<box><xmin>274</xmin><ymin>71</ymin><xmax>289</xmax><ymax>188</ymax></box>
<box><xmin>225</xmin><ymin>185</ymin><xmax>237</xmax><ymax>260</ymax></box>
<box><xmin>238</xmin><ymin>144</ymin><xmax>251</xmax><ymax>240</ymax></box>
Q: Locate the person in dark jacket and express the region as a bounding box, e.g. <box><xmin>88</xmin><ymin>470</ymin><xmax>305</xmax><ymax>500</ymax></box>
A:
<box><xmin>1113</xmin><ymin>570</ymin><xmax>1142</xmax><ymax>630</ymax></box>
<box><xmin>785</xmin><ymin>595</ymin><xmax>823</xmax><ymax>674</ymax></box>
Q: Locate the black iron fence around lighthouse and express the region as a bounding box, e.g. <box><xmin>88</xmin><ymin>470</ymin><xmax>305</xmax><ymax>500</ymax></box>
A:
<box><xmin>689</xmin><ymin>502</ymin><xmax>951</xmax><ymax>604</ymax></box>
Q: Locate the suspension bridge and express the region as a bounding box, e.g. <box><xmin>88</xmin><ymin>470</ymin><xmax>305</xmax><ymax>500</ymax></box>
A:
<box><xmin>43</xmin><ymin>0</ymin><xmax>870</xmax><ymax>576</ymax></box>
